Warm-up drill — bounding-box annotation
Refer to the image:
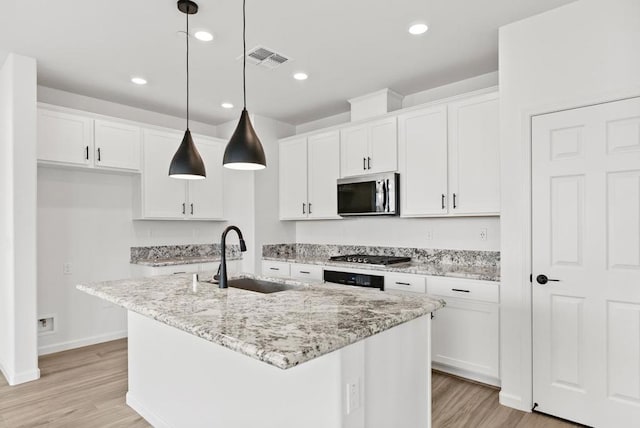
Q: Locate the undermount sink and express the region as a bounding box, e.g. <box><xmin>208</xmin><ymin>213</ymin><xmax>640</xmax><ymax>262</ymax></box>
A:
<box><xmin>224</xmin><ymin>278</ymin><xmax>297</xmax><ymax>294</ymax></box>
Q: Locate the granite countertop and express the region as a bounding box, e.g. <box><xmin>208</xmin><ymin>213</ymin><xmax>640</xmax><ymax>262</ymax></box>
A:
<box><xmin>262</xmin><ymin>256</ymin><xmax>500</xmax><ymax>282</ymax></box>
<box><xmin>133</xmin><ymin>255</ymin><xmax>242</xmax><ymax>267</ymax></box>
<box><xmin>77</xmin><ymin>273</ymin><xmax>444</xmax><ymax>370</ymax></box>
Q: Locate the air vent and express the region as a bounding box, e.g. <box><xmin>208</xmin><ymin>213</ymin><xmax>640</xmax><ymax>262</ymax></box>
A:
<box><xmin>240</xmin><ymin>46</ymin><xmax>291</xmax><ymax>69</ymax></box>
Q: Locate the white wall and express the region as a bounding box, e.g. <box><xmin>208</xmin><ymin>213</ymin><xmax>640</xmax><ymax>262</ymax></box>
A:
<box><xmin>0</xmin><ymin>53</ymin><xmax>39</xmax><ymax>385</ymax></box>
<box><xmin>296</xmin><ymin>217</ymin><xmax>500</xmax><ymax>251</ymax></box>
<box><xmin>499</xmin><ymin>0</ymin><xmax>640</xmax><ymax>411</ymax></box>
<box><xmin>35</xmin><ymin>88</ymin><xmax>258</xmax><ymax>354</ymax></box>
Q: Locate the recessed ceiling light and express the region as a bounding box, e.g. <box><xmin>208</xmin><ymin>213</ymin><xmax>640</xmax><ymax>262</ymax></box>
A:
<box><xmin>221</xmin><ymin>102</ymin><xmax>234</xmax><ymax>109</ymax></box>
<box><xmin>293</xmin><ymin>72</ymin><xmax>308</xmax><ymax>81</ymax></box>
<box><xmin>194</xmin><ymin>31</ymin><xmax>214</xmax><ymax>42</ymax></box>
<box><xmin>131</xmin><ymin>77</ymin><xmax>147</xmax><ymax>85</ymax></box>
<box><xmin>408</xmin><ymin>23</ymin><xmax>429</xmax><ymax>35</ymax></box>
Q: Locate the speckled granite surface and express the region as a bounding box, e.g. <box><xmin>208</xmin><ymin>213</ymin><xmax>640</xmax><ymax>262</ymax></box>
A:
<box><xmin>131</xmin><ymin>244</ymin><xmax>242</xmax><ymax>266</ymax></box>
<box><xmin>77</xmin><ymin>273</ymin><xmax>444</xmax><ymax>369</ymax></box>
<box><xmin>262</xmin><ymin>244</ymin><xmax>500</xmax><ymax>282</ymax></box>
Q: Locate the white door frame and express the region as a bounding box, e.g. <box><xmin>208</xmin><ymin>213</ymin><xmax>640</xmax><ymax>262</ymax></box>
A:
<box><xmin>499</xmin><ymin>86</ymin><xmax>640</xmax><ymax>412</ymax></box>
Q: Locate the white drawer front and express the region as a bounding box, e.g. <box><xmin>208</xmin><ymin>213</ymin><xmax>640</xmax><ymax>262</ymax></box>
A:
<box><xmin>290</xmin><ymin>263</ymin><xmax>323</xmax><ymax>281</ymax></box>
<box><xmin>385</xmin><ymin>273</ymin><xmax>426</xmax><ymax>293</ymax></box>
<box><xmin>262</xmin><ymin>261</ymin><xmax>290</xmax><ymax>278</ymax></box>
<box><xmin>427</xmin><ymin>277</ymin><xmax>499</xmax><ymax>303</ymax></box>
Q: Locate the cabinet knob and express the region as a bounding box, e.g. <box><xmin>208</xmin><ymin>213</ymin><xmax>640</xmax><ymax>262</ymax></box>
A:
<box><xmin>453</xmin><ymin>193</ymin><xmax>457</xmax><ymax>209</ymax></box>
<box><xmin>367</xmin><ymin>157</ymin><xmax>371</xmax><ymax>170</ymax></box>
<box><xmin>308</xmin><ymin>202</ymin><xmax>312</xmax><ymax>214</ymax></box>
<box><xmin>182</xmin><ymin>203</ymin><xmax>186</xmax><ymax>215</ymax></box>
<box><xmin>302</xmin><ymin>202</ymin><xmax>306</xmax><ymax>214</ymax></box>
<box><xmin>441</xmin><ymin>194</ymin><xmax>445</xmax><ymax>210</ymax></box>
<box><xmin>97</xmin><ymin>147</ymin><xmax>101</xmax><ymax>162</ymax></box>
<box><xmin>363</xmin><ymin>157</ymin><xmax>366</xmax><ymax>170</ymax></box>
<box><xmin>190</xmin><ymin>203</ymin><xmax>194</xmax><ymax>215</ymax></box>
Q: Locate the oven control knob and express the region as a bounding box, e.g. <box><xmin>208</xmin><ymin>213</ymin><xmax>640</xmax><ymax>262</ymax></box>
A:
<box><xmin>363</xmin><ymin>258</ymin><xmax>369</xmax><ymax>263</ymax></box>
<box><xmin>357</xmin><ymin>258</ymin><xmax>363</xmax><ymax>263</ymax></box>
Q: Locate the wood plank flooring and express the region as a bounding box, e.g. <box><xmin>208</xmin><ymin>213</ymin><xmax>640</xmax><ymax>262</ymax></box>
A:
<box><xmin>0</xmin><ymin>339</ymin><xmax>578</xmax><ymax>427</ymax></box>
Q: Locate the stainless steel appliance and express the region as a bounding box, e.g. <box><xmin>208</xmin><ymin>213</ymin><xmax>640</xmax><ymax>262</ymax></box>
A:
<box><xmin>329</xmin><ymin>254</ymin><xmax>411</xmax><ymax>267</ymax></box>
<box><xmin>323</xmin><ymin>270</ymin><xmax>385</xmax><ymax>290</ymax></box>
<box><xmin>337</xmin><ymin>172</ymin><xmax>399</xmax><ymax>216</ymax></box>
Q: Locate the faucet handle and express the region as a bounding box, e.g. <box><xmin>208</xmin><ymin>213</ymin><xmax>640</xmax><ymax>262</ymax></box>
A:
<box><xmin>213</xmin><ymin>264</ymin><xmax>221</xmax><ymax>283</ymax></box>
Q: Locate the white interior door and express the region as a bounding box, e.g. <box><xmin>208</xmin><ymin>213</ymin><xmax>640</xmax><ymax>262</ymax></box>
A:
<box><xmin>532</xmin><ymin>96</ymin><xmax>640</xmax><ymax>428</ymax></box>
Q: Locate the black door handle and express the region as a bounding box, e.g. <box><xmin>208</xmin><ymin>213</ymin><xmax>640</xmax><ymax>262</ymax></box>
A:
<box><xmin>536</xmin><ymin>274</ymin><xmax>560</xmax><ymax>285</ymax></box>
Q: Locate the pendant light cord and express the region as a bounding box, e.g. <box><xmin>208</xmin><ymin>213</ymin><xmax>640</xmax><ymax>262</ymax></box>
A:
<box><xmin>243</xmin><ymin>0</ymin><xmax>246</xmax><ymax>110</ymax></box>
<box><xmin>186</xmin><ymin>8</ymin><xmax>190</xmax><ymax>129</ymax></box>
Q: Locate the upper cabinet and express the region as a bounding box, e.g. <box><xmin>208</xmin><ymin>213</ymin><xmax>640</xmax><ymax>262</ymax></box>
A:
<box><xmin>447</xmin><ymin>92</ymin><xmax>500</xmax><ymax>215</ymax></box>
<box><xmin>37</xmin><ymin>106</ymin><xmax>141</xmax><ymax>172</ymax></box>
<box><xmin>135</xmin><ymin>129</ymin><xmax>225</xmax><ymax>220</ymax></box>
<box><xmin>398</xmin><ymin>105</ymin><xmax>448</xmax><ymax>216</ymax></box>
<box><xmin>279</xmin><ymin>131</ymin><xmax>341</xmax><ymax>220</ymax></box>
<box><xmin>398</xmin><ymin>91</ymin><xmax>500</xmax><ymax>217</ymax></box>
<box><xmin>340</xmin><ymin>117</ymin><xmax>397</xmax><ymax>177</ymax></box>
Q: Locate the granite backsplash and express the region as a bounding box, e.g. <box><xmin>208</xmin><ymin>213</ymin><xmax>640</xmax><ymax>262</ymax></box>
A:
<box><xmin>262</xmin><ymin>243</ymin><xmax>499</xmax><ymax>268</ymax></box>
<box><xmin>131</xmin><ymin>244</ymin><xmax>241</xmax><ymax>263</ymax></box>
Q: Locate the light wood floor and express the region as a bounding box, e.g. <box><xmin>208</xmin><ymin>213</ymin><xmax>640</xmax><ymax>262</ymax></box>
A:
<box><xmin>0</xmin><ymin>339</ymin><xmax>578</xmax><ymax>427</ymax></box>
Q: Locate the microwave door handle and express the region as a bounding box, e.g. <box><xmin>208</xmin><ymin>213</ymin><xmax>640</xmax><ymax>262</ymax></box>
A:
<box><xmin>383</xmin><ymin>179</ymin><xmax>389</xmax><ymax>212</ymax></box>
<box><xmin>376</xmin><ymin>180</ymin><xmax>384</xmax><ymax>212</ymax></box>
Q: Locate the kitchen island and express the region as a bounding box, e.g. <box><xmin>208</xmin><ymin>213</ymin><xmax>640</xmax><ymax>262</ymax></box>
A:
<box><xmin>78</xmin><ymin>273</ymin><xmax>444</xmax><ymax>428</ymax></box>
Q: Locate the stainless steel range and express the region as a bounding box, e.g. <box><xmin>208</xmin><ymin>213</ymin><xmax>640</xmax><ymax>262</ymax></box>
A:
<box><xmin>328</xmin><ymin>254</ymin><xmax>411</xmax><ymax>267</ymax></box>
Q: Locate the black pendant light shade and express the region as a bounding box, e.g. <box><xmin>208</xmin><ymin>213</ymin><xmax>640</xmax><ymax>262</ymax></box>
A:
<box><xmin>169</xmin><ymin>0</ymin><xmax>206</xmax><ymax>180</ymax></box>
<box><xmin>223</xmin><ymin>109</ymin><xmax>266</xmax><ymax>170</ymax></box>
<box><xmin>223</xmin><ymin>0</ymin><xmax>266</xmax><ymax>171</ymax></box>
<box><xmin>169</xmin><ymin>129</ymin><xmax>206</xmax><ymax>179</ymax></box>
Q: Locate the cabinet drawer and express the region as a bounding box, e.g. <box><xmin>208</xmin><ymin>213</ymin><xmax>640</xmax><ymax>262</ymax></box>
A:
<box><xmin>385</xmin><ymin>273</ymin><xmax>426</xmax><ymax>293</ymax></box>
<box><xmin>290</xmin><ymin>263</ymin><xmax>323</xmax><ymax>281</ymax></box>
<box><xmin>427</xmin><ymin>277</ymin><xmax>499</xmax><ymax>303</ymax></box>
<box><xmin>262</xmin><ymin>261</ymin><xmax>290</xmax><ymax>278</ymax></box>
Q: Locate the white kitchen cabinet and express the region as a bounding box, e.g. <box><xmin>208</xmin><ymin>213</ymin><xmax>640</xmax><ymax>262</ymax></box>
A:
<box><xmin>279</xmin><ymin>131</ymin><xmax>340</xmax><ymax>220</ymax></box>
<box><xmin>290</xmin><ymin>263</ymin><xmax>323</xmax><ymax>281</ymax></box>
<box><xmin>261</xmin><ymin>260</ymin><xmax>291</xmax><ymax>278</ymax></box>
<box><xmin>398</xmin><ymin>105</ymin><xmax>448</xmax><ymax>216</ymax></box>
<box><xmin>398</xmin><ymin>92</ymin><xmax>500</xmax><ymax>217</ymax></box>
<box><xmin>279</xmin><ymin>137</ymin><xmax>308</xmax><ymax>220</ymax></box>
<box><xmin>37</xmin><ymin>108</ymin><xmax>93</xmax><ymax>167</ymax></box>
<box><xmin>38</xmin><ymin>107</ymin><xmax>142</xmax><ymax>172</ymax></box>
<box><xmin>136</xmin><ymin>129</ymin><xmax>225</xmax><ymax>220</ymax></box>
<box><xmin>93</xmin><ymin>119</ymin><xmax>141</xmax><ymax>171</ymax></box>
<box><xmin>384</xmin><ymin>272</ymin><xmax>426</xmax><ymax>293</ymax></box>
<box><xmin>340</xmin><ymin>117</ymin><xmax>397</xmax><ymax>177</ymax></box>
<box><xmin>447</xmin><ymin>92</ymin><xmax>500</xmax><ymax>215</ymax></box>
<box><xmin>187</xmin><ymin>135</ymin><xmax>224</xmax><ymax>220</ymax></box>
<box><xmin>428</xmin><ymin>276</ymin><xmax>500</xmax><ymax>386</ymax></box>
<box><xmin>130</xmin><ymin>261</ymin><xmax>238</xmax><ymax>278</ymax></box>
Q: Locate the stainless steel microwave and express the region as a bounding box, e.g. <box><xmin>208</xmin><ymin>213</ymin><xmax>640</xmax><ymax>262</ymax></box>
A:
<box><xmin>337</xmin><ymin>173</ymin><xmax>399</xmax><ymax>216</ymax></box>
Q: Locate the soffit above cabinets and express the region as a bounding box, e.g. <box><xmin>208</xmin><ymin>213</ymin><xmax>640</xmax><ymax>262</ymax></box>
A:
<box><xmin>0</xmin><ymin>0</ymin><xmax>576</xmax><ymax>125</ymax></box>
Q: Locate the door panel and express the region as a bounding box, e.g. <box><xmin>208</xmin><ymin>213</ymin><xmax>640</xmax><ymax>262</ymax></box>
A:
<box><xmin>340</xmin><ymin>125</ymin><xmax>369</xmax><ymax>177</ymax></box>
<box><xmin>533</xmin><ymin>96</ymin><xmax>640</xmax><ymax>428</ymax></box>
<box><xmin>368</xmin><ymin>117</ymin><xmax>397</xmax><ymax>174</ymax></box>
<box><xmin>397</xmin><ymin>106</ymin><xmax>448</xmax><ymax>216</ymax></box>
<box><xmin>308</xmin><ymin>131</ymin><xmax>340</xmax><ymax>219</ymax></box>
<box><xmin>279</xmin><ymin>138</ymin><xmax>308</xmax><ymax>219</ymax></box>
<box><xmin>37</xmin><ymin>109</ymin><xmax>93</xmax><ymax>166</ymax></box>
<box><xmin>94</xmin><ymin>119</ymin><xmax>141</xmax><ymax>171</ymax></box>
<box><xmin>188</xmin><ymin>136</ymin><xmax>224</xmax><ymax>220</ymax></box>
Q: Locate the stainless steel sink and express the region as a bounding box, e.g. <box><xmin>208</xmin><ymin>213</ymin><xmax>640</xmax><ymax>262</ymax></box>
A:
<box><xmin>225</xmin><ymin>278</ymin><xmax>297</xmax><ymax>294</ymax></box>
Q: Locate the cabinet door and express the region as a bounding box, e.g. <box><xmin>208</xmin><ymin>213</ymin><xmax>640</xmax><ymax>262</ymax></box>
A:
<box><xmin>290</xmin><ymin>263</ymin><xmax>323</xmax><ymax>281</ymax></box>
<box><xmin>94</xmin><ymin>120</ymin><xmax>141</xmax><ymax>171</ymax></box>
<box><xmin>279</xmin><ymin>138</ymin><xmax>308</xmax><ymax>219</ymax></box>
<box><xmin>262</xmin><ymin>260</ymin><xmax>291</xmax><ymax>278</ymax></box>
<box><xmin>141</xmin><ymin>129</ymin><xmax>188</xmax><ymax>219</ymax></box>
<box><xmin>308</xmin><ymin>131</ymin><xmax>341</xmax><ymax>219</ymax></box>
<box><xmin>37</xmin><ymin>108</ymin><xmax>93</xmax><ymax>166</ymax></box>
<box><xmin>431</xmin><ymin>296</ymin><xmax>500</xmax><ymax>384</ymax></box>
<box><xmin>398</xmin><ymin>105</ymin><xmax>448</xmax><ymax>216</ymax></box>
<box><xmin>340</xmin><ymin>125</ymin><xmax>369</xmax><ymax>177</ymax></box>
<box><xmin>368</xmin><ymin>117</ymin><xmax>397</xmax><ymax>174</ymax></box>
<box><xmin>188</xmin><ymin>136</ymin><xmax>224</xmax><ymax>220</ymax></box>
<box><xmin>448</xmin><ymin>92</ymin><xmax>500</xmax><ymax>215</ymax></box>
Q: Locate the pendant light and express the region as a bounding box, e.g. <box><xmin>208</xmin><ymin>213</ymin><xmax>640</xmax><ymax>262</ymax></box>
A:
<box><xmin>169</xmin><ymin>0</ymin><xmax>206</xmax><ymax>180</ymax></box>
<box><xmin>223</xmin><ymin>0</ymin><xmax>266</xmax><ymax>170</ymax></box>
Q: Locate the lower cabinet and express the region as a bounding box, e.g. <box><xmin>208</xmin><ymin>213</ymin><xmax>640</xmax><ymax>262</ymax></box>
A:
<box><xmin>261</xmin><ymin>260</ymin><xmax>291</xmax><ymax>278</ymax></box>
<box><xmin>428</xmin><ymin>277</ymin><xmax>500</xmax><ymax>386</ymax></box>
<box><xmin>130</xmin><ymin>261</ymin><xmax>237</xmax><ymax>278</ymax></box>
<box><xmin>290</xmin><ymin>263</ymin><xmax>323</xmax><ymax>281</ymax></box>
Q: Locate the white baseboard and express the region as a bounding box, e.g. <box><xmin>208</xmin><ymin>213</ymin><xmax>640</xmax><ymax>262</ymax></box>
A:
<box><xmin>499</xmin><ymin>391</ymin><xmax>530</xmax><ymax>412</ymax></box>
<box><xmin>0</xmin><ymin>360</ymin><xmax>40</xmax><ymax>386</ymax></box>
<box><xmin>38</xmin><ymin>330</ymin><xmax>128</xmax><ymax>356</ymax></box>
<box><xmin>432</xmin><ymin>362</ymin><xmax>501</xmax><ymax>387</ymax></box>
<box><xmin>126</xmin><ymin>392</ymin><xmax>171</xmax><ymax>428</ymax></box>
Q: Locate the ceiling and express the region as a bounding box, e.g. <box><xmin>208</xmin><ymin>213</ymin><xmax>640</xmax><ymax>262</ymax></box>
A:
<box><xmin>0</xmin><ymin>0</ymin><xmax>575</xmax><ymax>126</ymax></box>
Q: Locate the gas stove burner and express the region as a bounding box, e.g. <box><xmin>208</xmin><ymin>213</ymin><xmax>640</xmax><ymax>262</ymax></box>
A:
<box><xmin>329</xmin><ymin>254</ymin><xmax>411</xmax><ymax>266</ymax></box>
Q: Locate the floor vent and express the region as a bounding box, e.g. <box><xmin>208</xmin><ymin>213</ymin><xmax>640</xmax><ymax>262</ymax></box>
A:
<box><xmin>240</xmin><ymin>46</ymin><xmax>291</xmax><ymax>69</ymax></box>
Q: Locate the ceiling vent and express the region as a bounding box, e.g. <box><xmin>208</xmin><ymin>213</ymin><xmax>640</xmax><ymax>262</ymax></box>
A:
<box><xmin>240</xmin><ymin>46</ymin><xmax>291</xmax><ymax>69</ymax></box>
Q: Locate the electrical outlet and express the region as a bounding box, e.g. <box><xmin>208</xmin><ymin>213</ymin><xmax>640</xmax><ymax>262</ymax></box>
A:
<box><xmin>479</xmin><ymin>228</ymin><xmax>488</xmax><ymax>241</ymax></box>
<box><xmin>346</xmin><ymin>380</ymin><xmax>361</xmax><ymax>415</ymax></box>
<box><xmin>63</xmin><ymin>263</ymin><xmax>73</xmax><ymax>275</ymax></box>
<box><xmin>38</xmin><ymin>317</ymin><xmax>55</xmax><ymax>334</ymax></box>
